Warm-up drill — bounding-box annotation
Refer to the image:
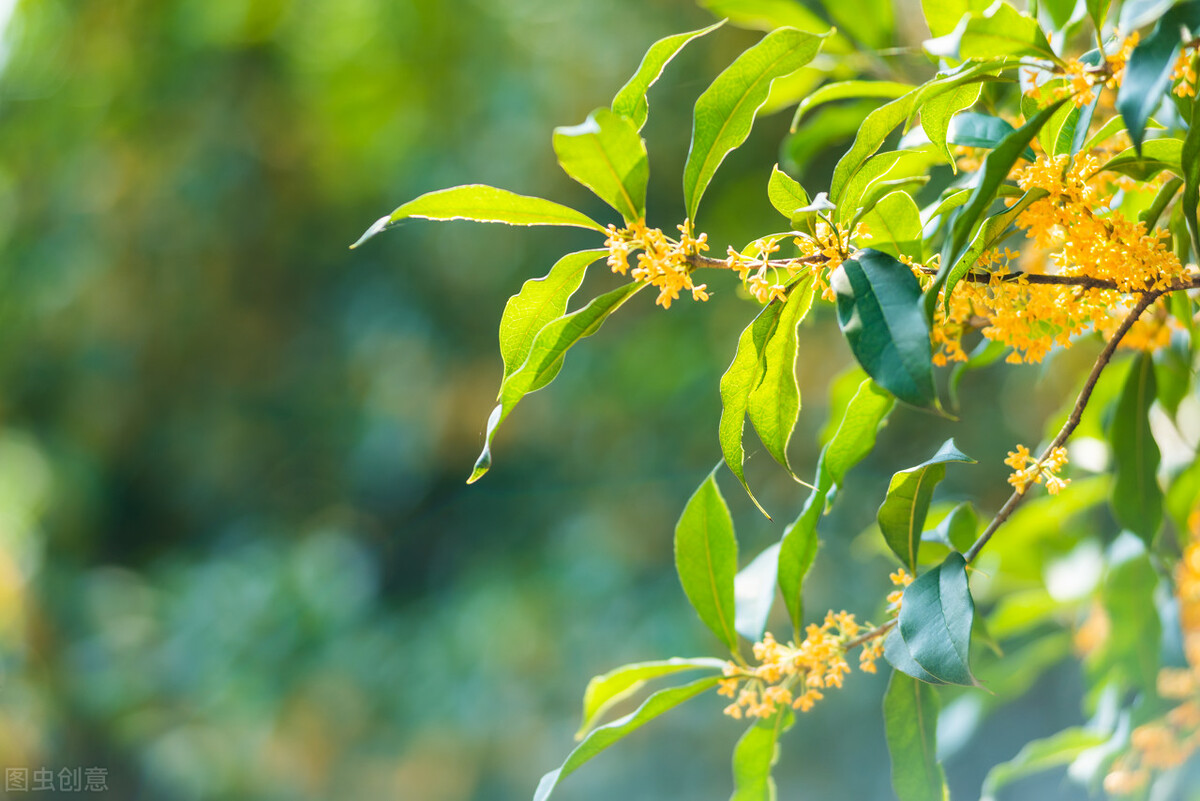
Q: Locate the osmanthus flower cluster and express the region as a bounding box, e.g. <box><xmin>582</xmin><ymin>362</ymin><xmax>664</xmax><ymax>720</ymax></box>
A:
<box><xmin>354</xmin><ymin>1</ymin><xmax>1200</xmax><ymax>800</ymax></box>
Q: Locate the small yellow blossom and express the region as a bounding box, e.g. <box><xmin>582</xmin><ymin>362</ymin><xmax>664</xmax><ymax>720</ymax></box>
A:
<box><xmin>604</xmin><ymin>219</ymin><xmax>710</xmax><ymax>309</ymax></box>
<box><xmin>719</xmin><ymin>613</ymin><xmax>874</xmax><ymax>719</ymax></box>
<box><xmin>1005</xmin><ymin>444</ymin><xmax>1069</xmax><ymax>495</ymax></box>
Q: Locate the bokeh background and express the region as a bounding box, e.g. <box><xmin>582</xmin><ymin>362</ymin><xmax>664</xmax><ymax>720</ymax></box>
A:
<box><xmin>0</xmin><ymin>1</ymin><xmax>1106</xmax><ymax>799</ymax></box>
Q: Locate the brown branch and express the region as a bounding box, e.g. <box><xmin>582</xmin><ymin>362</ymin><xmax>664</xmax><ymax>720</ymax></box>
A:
<box><xmin>963</xmin><ymin>289</ymin><xmax>1164</xmax><ymax>563</ymax></box>
<box><xmin>844</xmin><ymin>619</ymin><xmax>895</xmax><ymax>651</ymax></box>
<box><xmin>685</xmin><ymin>251</ymin><xmax>1200</xmax><ymax>293</ymax></box>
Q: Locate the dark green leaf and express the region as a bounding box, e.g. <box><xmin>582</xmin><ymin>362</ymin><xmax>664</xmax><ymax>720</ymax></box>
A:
<box><xmin>947</xmin><ymin>111</ymin><xmax>1018</xmax><ymax>150</ymax></box>
<box><xmin>553</xmin><ymin>108</ymin><xmax>649</xmax><ymax>224</ymax></box>
<box><xmin>684</xmin><ymin>27</ymin><xmax>826</xmax><ymax>221</ymax></box>
<box><xmin>897</xmin><ymin>552</ymin><xmax>978</xmax><ymax>686</ymax></box>
<box><xmin>1117</xmin><ymin>4</ymin><xmax>1194</xmax><ymax>153</ymax></box>
<box><xmin>748</xmin><ymin>276</ymin><xmax>815</xmax><ymax>472</ymax></box>
<box><xmin>577</xmin><ymin>657</ymin><xmax>727</xmax><ymax>739</ymax></box>
<box><xmin>1109</xmin><ymin>353</ymin><xmax>1163</xmax><ymax>545</ymax></box>
<box><xmin>883</xmin><ymin>627</ymin><xmax>947</xmax><ymax>684</ymax></box>
<box><xmin>534</xmin><ymin>677</ymin><xmax>721</xmax><ymax>801</ymax></box>
<box><xmin>470</xmin><ymin>282</ymin><xmax>645</xmax><ymax>483</ymax></box>
<box><xmin>736</xmin><ymin>542</ymin><xmax>781</xmax><ymax>642</ymax></box>
<box><xmin>612</xmin><ymin>21</ymin><xmax>726</xmax><ymax>131</ymax></box>
<box><xmin>878</xmin><ymin>439</ymin><xmax>975</xmax><ymax>573</ymax></box>
<box><xmin>1139</xmin><ymin>175</ymin><xmax>1183</xmax><ymax>229</ymax></box>
<box><xmin>675</xmin><ymin>470</ymin><xmax>740</xmax><ymax>652</ymax></box>
<box><xmin>731</xmin><ymin>708</ymin><xmax>794</xmax><ymax>801</ymax></box>
<box><xmin>884</xmin><ymin>672</ymin><xmax>948</xmax><ymax>801</ymax></box>
<box><xmin>1168</xmin><ymin>457</ymin><xmax>1200</xmax><ymax>543</ymax></box>
<box><xmin>777</xmin><ymin>498</ymin><xmax>820</xmax><ymax>639</ymax></box>
<box><xmin>834</xmin><ymin>249</ymin><xmax>937</xmax><ymax>408</ymax></box>
<box><xmin>352</xmin><ymin>184</ymin><xmax>604</xmax><ymax>247</ymax></box>
<box><xmin>498</xmin><ymin>250</ymin><xmax>607</xmax><ymax>381</ymax></box>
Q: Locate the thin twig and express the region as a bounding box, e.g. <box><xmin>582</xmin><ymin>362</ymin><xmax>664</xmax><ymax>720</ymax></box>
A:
<box><xmin>963</xmin><ymin>289</ymin><xmax>1163</xmax><ymax>563</ymax></box>
<box><xmin>685</xmin><ymin>251</ymin><xmax>1200</xmax><ymax>293</ymax></box>
<box><xmin>844</xmin><ymin>619</ymin><xmax>895</xmax><ymax>651</ymax></box>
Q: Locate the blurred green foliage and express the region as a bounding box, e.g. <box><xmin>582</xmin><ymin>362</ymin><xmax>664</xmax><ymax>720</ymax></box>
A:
<box><xmin>0</xmin><ymin>1</ymin><xmax>1101</xmax><ymax>799</ymax></box>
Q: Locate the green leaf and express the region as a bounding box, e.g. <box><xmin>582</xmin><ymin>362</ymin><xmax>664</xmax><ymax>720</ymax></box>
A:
<box><xmin>576</xmin><ymin>657</ymin><xmax>727</xmax><ymax>739</ymax></box>
<box><xmin>858</xmin><ymin>191</ymin><xmax>923</xmax><ymax>261</ymax></box>
<box><xmin>731</xmin><ymin>708</ymin><xmax>794</xmax><ymax>801</ymax></box>
<box><xmin>748</xmin><ymin>276</ymin><xmax>815</xmax><ymax>472</ymax></box>
<box><xmin>920</xmin><ymin>0</ymin><xmax>989</xmax><ymax>37</ymax></box>
<box><xmin>1041</xmin><ymin>0</ymin><xmax>1081</xmax><ymax>30</ymax></box>
<box><xmin>777</xmin><ymin>499</ymin><xmax>820</xmax><ymax>640</ymax></box>
<box><xmin>1116</xmin><ymin>4</ymin><xmax>1193</xmax><ymax>153</ymax></box>
<box><xmin>832</xmin><ymin>59</ymin><xmax>1012</xmax><ymax>203</ymax></box>
<box><xmin>1167</xmin><ymin>456</ymin><xmax>1200</xmax><ymax>540</ymax></box>
<box><xmin>1182</xmin><ymin>94</ymin><xmax>1200</xmax><ymax>259</ymax></box>
<box><xmin>839</xmin><ymin>146</ymin><xmax>942</xmax><ymax>226</ymax></box>
<box><xmin>943</xmin><ymin>188</ymin><xmax>1049</xmax><ymax>306</ymax></box>
<box><xmin>822</xmin><ymin>379</ymin><xmax>895</xmax><ymax>486</ymax></box>
<box><xmin>980</xmin><ymin>728</ymin><xmax>1108</xmax><ymax>801</ymax></box>
<box><xmin>1097</xmin><ymin>137</ymin><xmax>1184</xmax><ymax>180</ymax></box>
<box><xmin>822</xmin><ymin>0</ymin><xmax>894</xmax><ymax>49</ymax></box>
<box><xmin>790</xmin><ymin>80</ymin><xmax>914</xmax><ymax>132</ymax></box>
<box><xmin>924</xmin><ymin>502</ymin><xmax>979</xmax><ymax>554</ymax></box>
<box><xmin>1141</xmin><ymin>175</ymin><xmax>1184</xmax><ymax>229</ymax></box>
<box><xmin>684</xmin><ymin>27</ymin><xmax>826</xmax><ymax>221</ymax></box>
<box><xmin>897</xmin><ymin>552</ymin><xmax>978</xmax><ymax>686</ymax></box>
<box><xmin>699</xmin><ymin>0</ymin><xmax>837</xmax><ymax>37</ymax></box>
<box><xmin>498</xmin><ymin>250</ymin><xmax>607</xmax><ymax>381</ymax></box>
<box><xmin>884</xmin><ymin>672</ymin><xmax>948</xmax><ymax>801</ymax></box>
<box><xmin>1109</xmin><ymin>353</ymin><xmax>1163</xmax><ymax>546</ymax></box>
<box><xmin>1039</xmin><ymin>100</ymin><xmax>1081</xmax><ymax>158</ymax></box>
<box><xmin>878</xmin><ymin>440</ymin><xmax>975</xmax><ymax>573</ymax></box>
<box><xmin>1086</xmin><ymin>0</ymin><xmax>1112</xmax><ymax>31</ymax></box>
<box><xmin>931</xmin><ymin>99</ymin><xmax>1068</xmax><ymax>316</ymax></box>
<box><xmin>785</xmin><ymin>101</ymin><xmax>882</xmax><ymax>174</ymax></box>
<box><xmin>1094</xmin><ymin>538</ymin><xmax>1161</xmax><ymax>694</ymax></box>
<box><xmin>469</xmin><ymin>282</ymin><xmax>645</xmax><ymax>483</ymax></box>
<box><xmin>675</xmin><ymin>470</ymin><xmax>741</xmax><ymax>652</ymax></box>
<box><xmin>766</xmin><ymin>164</ymin><xmax>810</xmax><ymax>226</ymax></box>
<box><xmin>922</xmin><ymin>82</ymin><xmax>985</xmax><ymax>167</ymax></box>
<box><xmin>883</xmin><ymin>627</ymin><xmax>947</xmax><ymax>685</ymax></box>
<box><xmin>833</xmin><ymin>249</ymin><xmax>937</xmax><ymax>408</ymax></box>
<box><xmin>927</xmin><ymin>3</ymin><xmax>1057</xmax><ymax>61</ymax></box>
<box><xmin>553</xmin><ymin>108</ymin><xmax>649</xmax><ymax>224</ymax></box>
<box><xmin>534</xmin><ymin>676</ymin><xmax>720</xmax><ymax>801</ymax></box>
<box><xmin>947</xmin><ymin>111</ymin><xmax>1018</xmax><ymax>149</ymax></box>
<box><xmin>830</xmin><ymin>93</ymin><xmax>916</xmax><ymax>205</ymax></box>
<box><xmin>612</xmin><ymin>21</ymin><xmax>726</xmax><ymax>131</ymax></box>
<box><xmin>778</xmin><ymin>378</ymin><xmax>893</xmax><ymax>633</ymax></box>
<box><xmin>719</xmin><ymin>301</ymin><xmax>789</xmax><ymax>517</ymax></box>
<box><xmin>352</xmin><ymin>184</ymin><xmax>605</xmax><ymax>247</ymax></box>
<box><xmin>736</xmin><ymin>542</ymin><xmax>781</xmax><ymax>642</ymax></box>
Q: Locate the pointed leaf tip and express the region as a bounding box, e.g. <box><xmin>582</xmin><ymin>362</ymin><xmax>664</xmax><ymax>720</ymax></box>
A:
<box><xmin>351</xmin><ymin>214</ymin><xmax>392</xmax><ymax>249</ymax></box>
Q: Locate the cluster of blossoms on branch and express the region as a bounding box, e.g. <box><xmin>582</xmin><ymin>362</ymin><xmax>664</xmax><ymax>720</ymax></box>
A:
<box><xmin>604</xmin><ymin>219</ymin><xmax>711</xmax><ymax>308</ymax></box>
<box><xmin>718</xmin><ymin>612</ymin><xmax>884</xmax><ymax>719</ymax></box>
<box><xmin>932</xmin><ymin>149</ymin><xmax>1191</xmax><ymax>365</ymax></box>
<box><xmin>1004</xmin><ymin>444</ymin><xmax>1070</xmax><ymax>495</ymax></box>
